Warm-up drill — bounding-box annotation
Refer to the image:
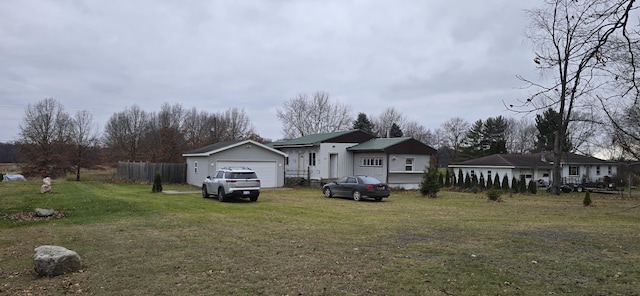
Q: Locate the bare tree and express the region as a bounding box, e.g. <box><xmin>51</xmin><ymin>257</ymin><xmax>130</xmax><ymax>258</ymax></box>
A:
<box><xmin>439</xmin><ymin>117</ymin><xmax>471</xmax><ymax>161</ymax></box>
<box><xmin>504</xmin><ymin>117</ymin><xmax>537</xmax><ymax>154</ymax></box>
<box><xmin>18</xmin><ymin>98</ymin><xmax>73</xmax><ymax>177</ymax></box>
<box><xmin>277</xmin><ymin>91</ymin><xmax>352</xmax><ymax>139</ymax></box>
<box><xmin>103</xmin><ymin>105</ymin><xmax>149</xmax><ymax>163</ymax></box>
<box><xmin>215</xmin><ymin>107</ymin><xmax>256</xmax><ymax>141</ymax></box>
<box><xmin>70</xmin><ymin>110</ymin><xmax>99</xmax><ymax>181</ymax></box>
<box><xmin>403</xmin><ymin>120</ymin><xmax>435</xmax><ymax>146</ymax></box>
<box><xmin>372</xmin><ymin>107</ymin><xmax>406</xmax><ymax>138</ymax></box>
<box><xmin>513</xmin><ymin>0</ymin><xmax>635</xmax><ymax>194</ymax></box>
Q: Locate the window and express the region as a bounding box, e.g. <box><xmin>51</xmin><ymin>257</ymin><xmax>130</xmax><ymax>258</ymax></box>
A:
<box><xmin>470</xmin><ymin>170</ymin><xmax>475</xmax><ymax>177</ymax></box>
<box><xmin>285</xmin><ymin>157</ymin><xmax>289</xmax><ymax>165</ymax></box>
<box><xmin>608</xmin><ymin>166</ymin><xmax>612</xmax><ymax>175</ymax></box>
<box><xmin>361</xmin><ymin>157</ymin><xmax>383</xmax><ymax>167</ymax></box>
<box><xmin>346</xmin><ymin>177</ymin><xmax>357</xmax><ymax>183</ymax></box>
<box><xmin>569</xmin><ymin>166</ymin><xmax>579</xmax><ymax>176</ymax></box>
<box><xmin>194</xmin><ymin>161</ymin><xmax>198</xmax><ymax>173</ymax></box>
<box><xmin>405</xmin><ymin>158</ymin><xmax>414</xmax><ymax>171</ymax></box>
<box><xmin>309</xmin><ymin>152</ymin><xmax>316</xmax><ymax>166</ymax></box>
<box><xmin>596</xmin><ymin>166</ymin><xmax>601</xmax><ymax>175</ymax></box>
<box><xmin>487</xmin><ymin>170</ymin><xmax>492</xmax><ymax>180</ymax></box>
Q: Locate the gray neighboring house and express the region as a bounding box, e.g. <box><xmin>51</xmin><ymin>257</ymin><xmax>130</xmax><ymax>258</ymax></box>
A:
<box><xmin>268</xmin><ymin>130</ymin><xmax>437</xmax><ymax>189</ymax></box>
<box><xmin>182</xmin><ymin>139</ymin><xmax>288</xmax><ymax>188</ymax></box>
<box><xmin>448</xmin><ymin>152</ymin><xmax>618</xmax><ymax>187</ymax></box>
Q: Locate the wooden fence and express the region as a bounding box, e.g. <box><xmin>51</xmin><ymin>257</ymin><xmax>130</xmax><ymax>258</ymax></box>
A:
<box><xmin>117</xmin><ymin>162</ymin><xmax>187</xmax><ymax>183</ymax></box>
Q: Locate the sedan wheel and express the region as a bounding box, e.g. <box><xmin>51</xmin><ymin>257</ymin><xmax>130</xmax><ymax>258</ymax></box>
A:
<box><xmin>352</xmin><ymin>190</ymin><xmax>362</xmax><ymax>201</ymax></box>
<box><xmin>202</xmin><ymin>186</ymin><xmax>209</xmax><ymax>198</ymax></box>
<box><xmin>218</xmin><ymin>188</ymin><xmax>226</xmax><ymax>202</ymax></box>
<box><xmin>323</xmin><ymin>187</ymin><xmax>332</xmax><ymax>198</ymax></box>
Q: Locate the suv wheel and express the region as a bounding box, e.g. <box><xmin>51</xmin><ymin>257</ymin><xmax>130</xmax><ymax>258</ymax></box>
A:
<box><xmin>202</xmin><ymin>186</ymin><xmax>209</xmax><ymax>198</ymax></box>
<box><xmin>250</xmin><ymin>194</ymin><xmax>258</xmax><ymax>202</ymax></box>
<box><xmin>218</xmin><ymin>188</ymin><xmax>226</xmax><ymax>202</ymax></box>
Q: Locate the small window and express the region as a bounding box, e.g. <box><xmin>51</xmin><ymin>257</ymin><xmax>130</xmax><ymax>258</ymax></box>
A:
<box><xmin>347</xmin><ymin>177</ymin><xmax>357</xmax><ymax>183</ymax></box>
<box><xmin>596</xmin><ymin>166</ymin><xmax>601</xmax><ymax>175</ymax></box>
<box><xmin>608</xmin><ymin>166</ymin><xmax>612</xmax><ymax>175</ymax></box>
<box><xmin>405</xmin><ymin>158</ymin><xmax>414</xmax><ymax>171</ymax></box>
<box><xmin>216</xmin><ymin>171</ymin><xmax>224</xmax><ymax>178</ymax></box>
<box><xmin>194</xmin><ymin>161</ymin><xmax>198</xmax><ymax>173</ymax></box>
<box><xmin>569</xmin><ymin>166</ymin><xmax>579</xmax><ymax>176</ymax></box>
<box><xmin>309</xmin><ymin>152</ymin><xmax>316</xmax><ymax>166</ymax></box>
<box><xmin>361</xmin><ymin>157</ymin><xmax>383</xmax><ymax>167</ymax></box>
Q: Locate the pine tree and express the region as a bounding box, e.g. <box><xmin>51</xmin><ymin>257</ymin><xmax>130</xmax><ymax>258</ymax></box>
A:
<box><xmin>519</xmin><ymin>175</ymin><xmax>527</xmax><ymax>193</ymax></box>
<box><xmin>419</xmin><ymin>168</ymin><xmax>441</xmax><ymax>197</ymax></box>
<box><xmin>458</xmin><ymin>169</ymin><xmax>464</xmax><ymax>188</ymax></box>
<box><xmin>479</xmin><ymin>173</ymin><xmax>486</xmax><ymax>190</ymax></box>
<box><xmin>493</xmin><ymin>173</ymin><xmax>501</xmax><ymax>189</ymax></box>
<box><xmin>444</xmin><ymin>170</ymin><xmax>451</xmax><ymax>187</ymax></box>
<box><xmin>502</xmin><ymin>175</ymin><xmax>510</xmax><ymax>192</ymax></box>
<box><xmin>486</xmin><ymin>174</ymin><xmax>493</xmax><ymax>189</ymax></box>
<box><xmin>511</xmin><ymin>177</ymin><xmax>519</xmax><ymax>193</ymax></box>
<box><xmin>352</xmin><ymin>113</ymin><xmax>375</xmax><ymax>135</ymax></box>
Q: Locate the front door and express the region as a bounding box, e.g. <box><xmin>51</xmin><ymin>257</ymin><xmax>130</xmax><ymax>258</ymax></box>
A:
<box><xmin>329</xmin><ymin>154</ymin><xmax>338</xmax><ymax>178</ymax></box>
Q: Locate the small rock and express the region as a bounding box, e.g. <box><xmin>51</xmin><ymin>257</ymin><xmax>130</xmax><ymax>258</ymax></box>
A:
<box><xmin>35</xmin><ymin>208</ymin><xmax>57</xmax><ymax>217</ymax></box>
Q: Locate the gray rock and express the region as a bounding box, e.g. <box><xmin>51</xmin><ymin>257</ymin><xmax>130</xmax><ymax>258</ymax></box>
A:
<box><xmin>35</xmin><ymin>208</ymin><xmax>57</xmax><ymax>217</ymax></box>
<box><xmin>33</xmin><ymin>245</ymin><xmax>82</xmax><ymax>276</ymax></box>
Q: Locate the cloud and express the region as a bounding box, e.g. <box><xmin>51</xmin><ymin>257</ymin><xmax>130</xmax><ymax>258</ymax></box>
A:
<box><xmin>0</xmin><ymin>0</ymin><xmax>538</xmax><ymax>142</ymax></box>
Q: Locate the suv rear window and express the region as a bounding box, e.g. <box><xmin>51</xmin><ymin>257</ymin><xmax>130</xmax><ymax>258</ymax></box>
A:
<box><xmin>225</xmin><ymin>172</ymin><xmax>258</xmax><ymax>179</ymax></box>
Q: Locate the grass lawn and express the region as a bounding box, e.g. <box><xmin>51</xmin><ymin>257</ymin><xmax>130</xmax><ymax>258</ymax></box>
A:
<box><xmin>1</xmin><ymin>178</ymin><xmax>639</xmax><ymax>295</ymax></box>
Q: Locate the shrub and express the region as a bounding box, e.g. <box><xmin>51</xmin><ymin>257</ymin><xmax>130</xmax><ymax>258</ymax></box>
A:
<box><xmin>464</xmin><ymin>173</ymin><xmax>471</xmax><ymax>188</ymax></box>
<box><xmin>444</xmin><ymin>170</ymin><xmax>451</xmax><ymax>187</ymax></box>
<box><xmin>485</xmin><ymin>173</ymin><xmax>491</xmax><ymax>189</ymax></box>
<box><xmin>519</xmin><ymin>175</ymin><xmax>527</xmax><ymax>193</ymax></box>
<box><xmin>493</xmin><ymin>173</ymin><xmax>501</xmax><ymax>190</ymax></box>
<box><xmin>419</xmin><ymin>168</ymin><xmax>441</xmax><ymax>197</ymax></box>
<box><xmin>583</xmin><ymin>191</ymin><xmax>592</xmax><ymax>207</ymax></box>
<box><xmin>152</xmin><ymin>173</ymin><xmax>163</xmax><ymax>193</ymax></box>
<box><xmin>479</xmin><ymin>173</ymin><xmax>486</xmax><ymax>190</ymax></box>
<box><xmin>511</xmin><ymin>177</ymin><xmax>519</xmax><ymax>193</ymax></box>
<box><xmin>458</xmin><ymin>169</ymin><xmax>464</xmax><ymax>187</ymax></box>
<box><xmin>502</xmin><ymin>175</ymin><xmax>510</xmax><ymax>192</ymax></box>
<box><xmin>527</xmin><ymin>180</ymin><xmax>537</xmax><ymax>194</ymax></box>
<box><xmin>486</xmin><ymin>189</ymin><xmax>502</xmax><ymax>201</ymax></box>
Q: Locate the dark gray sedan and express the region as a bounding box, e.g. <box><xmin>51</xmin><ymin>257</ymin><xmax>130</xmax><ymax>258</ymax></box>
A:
<box><xmin>322</xmin><ymin>176</ymin><xmax>390</xmax><ymax>201</ymax></box>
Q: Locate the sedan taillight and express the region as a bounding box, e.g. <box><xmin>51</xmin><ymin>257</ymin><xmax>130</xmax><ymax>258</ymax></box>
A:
<box><xmin>365</xmin><ymin>184</ymin><xmax>374</xmax><ymax>190</ymax></box>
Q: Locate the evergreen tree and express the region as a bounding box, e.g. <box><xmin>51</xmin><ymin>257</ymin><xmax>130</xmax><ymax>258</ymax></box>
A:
<box><xmin>535</xmin><ymin>108</ymin><xmax>572</xmax><ymax>152</ymax></box>
<box><xmin>389</xmin><ymin>123</ymin><xmax>404</xmax><ymax>138</ymax></box>
<box><xmin>502</xmin><ymin>175</ymin><xmax>510</xmax><ymax>191</ymax></box>
<box><xmin>528</xmin><ymin>180</ymin><xmax>537</xmax><ymax>194</ymax></box>
<box><xmin>486</xmin><ymin>173</ymin><xmax>493</xmax><ymax>189</ymax></box>
<box><xmin>511</xmin><ymin>176</ymin><xmax>519</xmax><ymax>193</ymax></box>
<box><xmin>419</xmin><ymin>168</ymin><xmax>441</xmax><ymax>197</ymax></box>
<box><xmin>438</xmin><ymin>172</ymin><xmax>444</xmax><ymax>186</ymax></box>
<box><xmin>444</xmin><ymin>170</ymin><xmax>451</xmax><ymax>187</ymax></box>
<box><xmin>471</xmin><ymin>173</ymin><xmax>479</xmax><ymax>189</ymax></box>
<box><xmin>458</xmin><ymin>169</ymin><xmax>464</xmax><ymax>188</ymax></box>
<box><xmin>519</xmin><ymin>175</ymin><xmax>527</xmax><ymax>193</ymax></box>
<box><xmin>479</xmin><ymin>173</ymin><xmax>486</xmax><ymax>190</ymax></box>
<box><xmin>352</xmin><ymin>113</ymin><xmax>375</xmax><ymax>135</ymax></box>
<box><xmin>493</xmin><ymin>173</ymin><xmax>501</xmax><ymax>189</ymax></box>
<box><xmin>464</xmin><ymin>173</ymin><xmax>471</xmax><ymax>188</ymax></box>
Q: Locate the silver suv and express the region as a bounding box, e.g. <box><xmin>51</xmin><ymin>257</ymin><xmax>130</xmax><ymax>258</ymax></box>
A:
<box><xmin>202</xmin><ymin>167</ymin><xmax>261</xmax><ymax>202</ymax></box>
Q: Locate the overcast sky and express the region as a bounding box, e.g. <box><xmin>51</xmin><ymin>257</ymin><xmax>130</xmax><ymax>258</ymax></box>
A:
<box><xmin>0</xmin><ymin>0</ymin><xmax>540</xmax><ymax>143</ymax></box>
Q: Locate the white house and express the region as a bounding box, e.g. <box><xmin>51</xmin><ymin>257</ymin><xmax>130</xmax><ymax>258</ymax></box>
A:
<box><xmin>448</xmin><ymin>152</ymin><xmax>618</xmax><ymax>187</ymax></box>
<box><xmin>268</xmin><ymin>130</ymin><xmax>437</xmax><ymax>189</ymax></box>
<box><xmin>182</xmin><ymin>139</ymin><xmax>288</xmax><ymax>188</ymax></box>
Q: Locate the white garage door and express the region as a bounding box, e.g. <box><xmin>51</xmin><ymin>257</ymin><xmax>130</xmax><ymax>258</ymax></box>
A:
<box><xmin>216</xmin><ymin>161</ymin><xmax>277</xmax><ymax>188</ymax></box>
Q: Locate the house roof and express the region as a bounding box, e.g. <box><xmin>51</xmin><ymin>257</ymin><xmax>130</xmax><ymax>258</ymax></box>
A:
<box><xmin>347</xmin><ymin>137</ymin><xmax>437</xmax><ymax>155</ymax></box>
<box><xmin>268</xmin><ymin>130</ymin><xmax>374</xmax><ymax>148</ymax></box>
<box><xmin>182</xmin><ymin>139</ymin><xmax>288</xmax><ymax>157</ymax></box>
<box><xmin>449</xmin><ymin>152</ymin><xmax>615</xmax><ymax>168</ymax></box>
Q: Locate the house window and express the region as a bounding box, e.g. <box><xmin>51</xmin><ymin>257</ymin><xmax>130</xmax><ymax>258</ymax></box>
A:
<box><xmin>569</xmin><ymin>166</ymin><xmax>579</xmax><ymax>176</ymax></box>
<box><xmin>470</xmin><ymin>170</ymin><xmax>475</xmax><ymax>177</ymax></box>
<box><xmin>194</xmin><ymin>161</ymin><xmax>198</xmax><ymax>173</ymax></box>
<box><xmin>405</xmin><ymin>158</ymin><xmax>414</xmax><ymax>171</ymax></box>
<box><xmin>309</xmin><ymin>153</ymin><xmax>316</xmax><ymax>166</ymax></box>
<box><xmin>361</xmin><ymin>157</ymin><xmax>383</xmax><ymax>167</ymax></box>
<box><xmin>285</xmin><ymin>157</ymin><xmax>289</xmax><ymax>165</ymax></box>
<box><xmin>596</xmin><ymin>166</ymin><xmax>601</xmax><ymax>175</ymax></box>
<box><xmin>487</xmin><ymin>170</ymin><xmax>492</xmax><ymax>180</ymax></box>
<box><xmin>608</xmin><ymin>166</ymin><xmax>612</xmax><ymax>175</ymax></box>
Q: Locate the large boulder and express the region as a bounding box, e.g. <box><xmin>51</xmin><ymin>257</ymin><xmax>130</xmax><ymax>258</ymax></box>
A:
<box><xmin>33</xmin><ymin>245</ymin><xmax>82</xmax><ymax>276</ymax></box>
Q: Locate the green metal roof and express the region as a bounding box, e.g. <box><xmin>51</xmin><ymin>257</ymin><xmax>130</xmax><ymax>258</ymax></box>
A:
<box><xmin>268</xmin><ymin>130</ymin><xmax>364</xmax><ymax>147</ymax></box>
<box><xmin>347</xmin><ymin>137</ymin><xmax>411</xmax><ymax>151</ymax></box>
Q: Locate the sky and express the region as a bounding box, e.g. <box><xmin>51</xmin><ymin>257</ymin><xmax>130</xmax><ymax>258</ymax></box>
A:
<box><xmin>0</xmin><ymin>0</ymin><xmax>541</xmax><ymax>143</ymax></box>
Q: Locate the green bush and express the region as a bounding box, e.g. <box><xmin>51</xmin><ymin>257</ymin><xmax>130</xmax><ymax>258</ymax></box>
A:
<box><xmin>527</xmin><ymin>180</ymin><xmax>537</xmax><ymax>194</ymax></box>
<box><xmin>419</xmin><ymin>168</ymin><xmax>441</xmax><ymax>197</ymax></box>
<box><xmin>486</xmin><ymin>189</ymin><xmax>502</xmax><ymax>201</ymax></box>
<box><xmin>502</xmin><ymin>175</ymin><xmax>510</xmax><ymax>192</ymax></box>
<box><xmin>519</xmin><ymin>175</ymin><xmax>527</xmax><ymax>193</ymax></box>
<box><xmin>583</xmin><ymin>191</ymin><xmax>592</xmax><ymax>207</ymax></box>
<box><xmin>152</xmin><ymin>173</ymin><xmax>163</xmax><ymax>193</ymax></box>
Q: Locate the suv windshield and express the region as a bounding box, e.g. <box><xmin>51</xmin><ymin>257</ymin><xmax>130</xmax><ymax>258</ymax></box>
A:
<box><xmin>225</xmin><ymin>172</ymin><xmax>257</xmax><ymax>179</ymax></box>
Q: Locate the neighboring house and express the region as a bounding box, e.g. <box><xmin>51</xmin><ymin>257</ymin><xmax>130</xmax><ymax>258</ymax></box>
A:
<box><xmin>268</xmin><ymin>130</ymin><xmax>437</xmax><ymax>189</ymax></box>
<box><xmin>448</xmin><ymin>152</ymin><xmax>618</xmax><ymax>187</ymax></box>
<box><xmin>182</xmin><ymin>139</ymin><xmax>288</xmax><ymax>188</ymax></box>
<box><xmin>347</xmin><ymin>137</ymin><xmax>437</xmax><ymax>189</ymax></box>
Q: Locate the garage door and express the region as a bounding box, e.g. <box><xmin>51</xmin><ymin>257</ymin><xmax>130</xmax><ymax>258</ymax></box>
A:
<box><xmin>216</xmin><ymin>161</ymin><xmax>277</xmax><ymax>188</ymax></box>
